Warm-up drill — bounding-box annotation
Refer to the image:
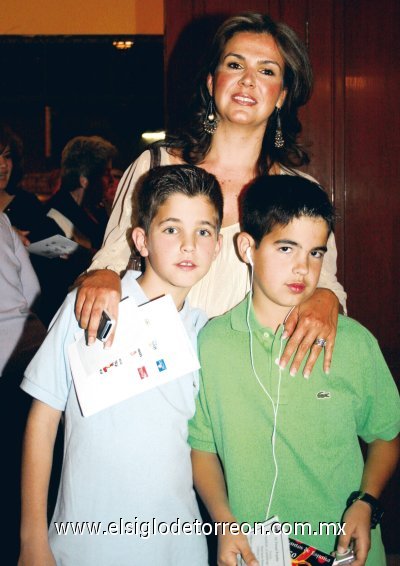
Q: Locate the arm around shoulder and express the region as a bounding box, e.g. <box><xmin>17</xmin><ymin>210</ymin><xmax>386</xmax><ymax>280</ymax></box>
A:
<box><xmin>88</xmin><ymin>150</ymin><xmax>153</xmax><ymax>274</ymax></box>
<box><xmin>318</xmin><ymin>232</ymin><xmax>347</xmax><ymax>313</ymax></box>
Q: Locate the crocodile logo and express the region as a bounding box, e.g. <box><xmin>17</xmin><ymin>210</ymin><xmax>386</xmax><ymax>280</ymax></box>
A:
<box><xmin>316</xmin><ymin>391</ymin><xmax>331</xmax><ymax>399</ymax></box>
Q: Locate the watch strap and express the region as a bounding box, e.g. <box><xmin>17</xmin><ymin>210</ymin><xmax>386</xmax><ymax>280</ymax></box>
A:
<box><xmin>346</xmin><ymin>491</ymin><xmax>384</xmax><ymax>529</ymax></box>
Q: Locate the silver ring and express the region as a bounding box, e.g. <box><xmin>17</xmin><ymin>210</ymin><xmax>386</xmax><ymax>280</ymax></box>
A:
<box><xmin>314</xmin><ymin>337</ymin><xmax>327</xmax><ymax>348</ymax></box>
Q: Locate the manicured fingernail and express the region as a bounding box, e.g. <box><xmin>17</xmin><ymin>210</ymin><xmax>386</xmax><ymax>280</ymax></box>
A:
<box><xmin>324</xmin><ymin>368</ymin><xmax>330</xmax><ymax>375</ymax></box>
<box><xmin>275</xmin><ymin>358</ymin><xmax>280</xmax><ymax>366</ymax></box>
<box><xmin>303</xmin><ymin>371</ymin><xmax>310</xmax><ymax>379</ymax></box>
<box><xmin>282</xmin><ymin>330</ymin><xmax>288</xmax><ymax>339</ymax></box>
<box><xmin>88</xmin><ymin>336</ymin><xmax>95</xmax><ymax>345</ymax></box>
<box><xmin>290</xmin><ymin>368</ymin><xmax>296</xmax><ymax>377</ymax></box>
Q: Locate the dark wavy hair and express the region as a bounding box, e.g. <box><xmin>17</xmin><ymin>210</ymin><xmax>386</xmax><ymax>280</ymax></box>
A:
<box><xmin>0</xmin><ymin>124</ymin><xmax>24</xmax><ymax>195</ymax></box>
<box><xmin>167</xmin><ymin>12</ymin><xmax>313</xmax><ymax>173</ymax></box>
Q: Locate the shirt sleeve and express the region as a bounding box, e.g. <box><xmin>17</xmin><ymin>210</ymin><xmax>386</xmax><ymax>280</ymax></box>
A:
<box><xmin>188</xmin><ymin>332</ymin><xmax>218</xmax><ymax>453</ymax></box>
<box><xmin>88</xmin><ymin>150</ymin><xmax>152</xmax><ymax>274</ymax></box>
<box><xmin>318</xmin><ymin>232</ymin><xmax>348</xmax><ymax>313</ymax></box>
<box><xmin>10</xmin><ymin>223</ymin><xmax>41</xmax><ymax>308</ymax></box>
<box><xmin>188</xmin><ymin>374</ymin><xmax>218</xmax><ymax>453</ymax></box>
<box><xmin>2</xmin><ymin>214</ymin><xmax>41</xmax><ymax>309</ymax></box>
<box><xmin>355</xmin><ymin>328</ymin><xmax>400</xmax><ymax>443</ymax></box>
<box><xmin>20</xmin><ymin>292</ymin><xmax>79</xmax><ymax>411</ymax></box>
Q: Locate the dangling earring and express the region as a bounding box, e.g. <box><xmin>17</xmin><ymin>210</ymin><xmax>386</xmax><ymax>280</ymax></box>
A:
<box><xmin>274</xmin><ymin>107</ymin><xmax>284</xmax><ymax>148</ymax></box>
<box><xmin>203</xmin><ymin>98</ymin><xmax>219</xmax><ymax>134</ymax></box>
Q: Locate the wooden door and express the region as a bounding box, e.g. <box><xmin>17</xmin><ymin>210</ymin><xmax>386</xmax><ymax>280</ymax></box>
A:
<box><xmin>164</xmin><ymin>0</ymin><xmax>400</xmax><ymax>553</ymax></box>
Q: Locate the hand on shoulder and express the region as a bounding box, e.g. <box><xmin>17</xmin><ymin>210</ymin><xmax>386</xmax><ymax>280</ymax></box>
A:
<box><xmin>74</xmin><ymin>269</ymin><xmax>121</xmax><ymax>346</ymax></box>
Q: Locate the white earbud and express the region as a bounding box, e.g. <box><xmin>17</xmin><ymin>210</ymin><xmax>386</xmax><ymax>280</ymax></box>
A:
<box><xmin>246</xmin><ymin>247</ymin><xmax>253</xmax><ymax>267</ymax></box>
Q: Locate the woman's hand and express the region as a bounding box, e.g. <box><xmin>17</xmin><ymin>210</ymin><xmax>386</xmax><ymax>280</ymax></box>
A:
<box><xmin>14</xmin><ymin>228</ymin><xmax>31</xmax><ymax>246</ymax></box>
<box><xmin>74</xmin><ymin>269</ymin><xmax>121</xmax><ymax>347</ymax></box>
<box><xmin>279</xmin><ymin>288</ymin><xmax>339</xmax><ymax>378</ymax></box>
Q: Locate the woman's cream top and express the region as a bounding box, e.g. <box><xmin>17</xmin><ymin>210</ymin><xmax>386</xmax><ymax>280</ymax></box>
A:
<box><xmin>89</xmin><ymin>148</ymin><xmax>347</xmax><ymax>317</ymax></box>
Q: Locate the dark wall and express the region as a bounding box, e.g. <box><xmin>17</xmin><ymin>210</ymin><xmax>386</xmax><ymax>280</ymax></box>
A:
<box><xmin>164</xmin><ymin>0</ymin><xmax>400</xmax><ymax>555</ymax></box>
<box><xmin>0</xmin><ymin>35</ymin><xmax>164</xmax><ymax>172</ymax></box>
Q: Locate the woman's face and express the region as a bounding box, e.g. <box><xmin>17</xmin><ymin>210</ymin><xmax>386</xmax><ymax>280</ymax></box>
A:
<box><xmin>208</xmin><ymin>31</ymin><xmax>287</xmax><ymax>130</ymax></box>
<box><xmin>0</xmin><ymin>146</ymin><xmax>13</xmax><ymax>191</ymax></box>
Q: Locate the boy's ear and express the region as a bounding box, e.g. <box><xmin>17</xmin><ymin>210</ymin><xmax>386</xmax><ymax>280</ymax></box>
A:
<box><xmin>237</xmin><ymin>232</ymin><xmax>255</xmax><ymax>264</ymax></box>
<box><xmin>212</xmin><ymin>233</ymin><xmax>223</xmax><ymax>260</ymax></box>
<box><xmin>131</xmin><ymin>227</ymin><xmax>149</xmax><ymax>257</ymax></box>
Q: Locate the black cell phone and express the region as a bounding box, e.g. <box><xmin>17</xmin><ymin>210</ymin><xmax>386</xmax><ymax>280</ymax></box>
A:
<box><xmin>97</xmin><ymin>310</ymin><xmax>114</xmax><ymax>342</ymax></box>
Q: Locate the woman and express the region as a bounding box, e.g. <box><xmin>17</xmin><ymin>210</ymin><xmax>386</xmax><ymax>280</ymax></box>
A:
<box><xmin>37</xmin><ymin>136</ymin><xmax>117</xmax><ymax>323</ymax></box>
<box><xmin>76</xmin><ymin>13</ymin><xmax>346</xmax><ymax>376</ymax></box>
<box><xmin>46</xmin><ymin>135</ymin><xmax>116</xmax><ymax>251</ymax></box>
<box><xmin>0</xmin><ymin>124</ymin><xmax>62</xmax><ymax>244</ymax></box>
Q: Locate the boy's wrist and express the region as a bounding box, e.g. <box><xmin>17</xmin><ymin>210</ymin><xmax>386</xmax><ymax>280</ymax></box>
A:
<box><xmin>346</xmin><ymin>491</ymin><xmax>383</xmax><ymax>528</ymax></box>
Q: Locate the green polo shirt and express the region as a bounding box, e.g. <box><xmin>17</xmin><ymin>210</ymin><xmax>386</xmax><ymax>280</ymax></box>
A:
<box><xmin>189</xmin><ymin>295</ymin><xmax>400</xmax><ymax>564</ymax></box>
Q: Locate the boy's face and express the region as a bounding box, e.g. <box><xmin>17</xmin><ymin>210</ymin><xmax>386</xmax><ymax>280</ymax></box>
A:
<box><xmin>238</xmin><ymin>216</ymin><xmax>329</xmax><ymax>319</ymax></box>
<box><xmin>132</xmin><ymin>193</ymin><xmax>222</xmax><ymax>303</ymax></box>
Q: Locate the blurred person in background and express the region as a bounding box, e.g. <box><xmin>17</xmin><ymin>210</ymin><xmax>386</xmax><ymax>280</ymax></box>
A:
<box><xmin>46</xmin><ymin>135</ymin><xmax>116</xmax><ymax>251</ymax></box>
<box><xmin>0</xmin><ymin>124</ymin><xmax>62</xmax><ymax>245</ymax></box>
<box><xmin>37</xmin><ymin>136</ymin><xmax>117</xmax><ymax>323</ymax></box>
<box><xmin>0</xmin><ymin>212</ymin><xmax>47</xmax><ymax>564</ymax></box>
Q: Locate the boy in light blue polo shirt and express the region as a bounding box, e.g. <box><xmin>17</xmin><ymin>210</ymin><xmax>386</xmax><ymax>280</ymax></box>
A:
<box><xmin>189</xmin><ymin>175</ymin><xmax>400</xmax><ymax>566</ymax></box>
<box><xmin>19</xmin><ymin>164</ymin><xmax>223</xmax><ymax>565</ymax></box>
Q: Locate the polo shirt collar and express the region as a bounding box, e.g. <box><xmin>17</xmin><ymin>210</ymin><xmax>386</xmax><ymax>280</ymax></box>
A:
<box><xmin>230</xmin><ymin>293</ymin><xmax>285</xmax><ymax>340</ymax></box>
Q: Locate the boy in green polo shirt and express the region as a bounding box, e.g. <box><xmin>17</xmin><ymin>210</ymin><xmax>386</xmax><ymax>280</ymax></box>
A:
<box><xmin>189</xmin><ymin>175</ymin><xmax>400</xmax><ymax>566</ymax></box>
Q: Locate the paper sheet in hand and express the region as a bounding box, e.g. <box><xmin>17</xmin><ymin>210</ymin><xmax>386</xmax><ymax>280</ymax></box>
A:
<box><xmin>237</xmin><ymin>517</ymin><xmax>291</xmax><ymax>566</ymax></box>
<box><xmin>28</xmin><ymin>234</ymin><xmax>79</xmax><ymax>257</ymax></box>
<box><xmin>68</xmin><ymin>295</ymin><xmax>200</xmax><ymax>416</ymax></box>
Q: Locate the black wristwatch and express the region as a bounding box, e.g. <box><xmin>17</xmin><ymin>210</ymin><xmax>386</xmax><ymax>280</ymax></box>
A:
<box><xmin>346</xmin><ymin>491</ymin><xmax>384</xmax><ymax>529</ymax></box>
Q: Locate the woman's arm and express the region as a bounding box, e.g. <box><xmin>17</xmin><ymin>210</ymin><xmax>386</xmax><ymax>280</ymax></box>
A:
<box><xmin>74</xmin><ymin>150</ymin><xmax>154</xmax><ymax>343</ymax></box>
<box><xmin>88</xmin><ymin>151</ymin><xmax>153</xmax><ymax>274</ymax></box>
<box><xmin>318</xmin><ymin>232</ymin><xmax>347</xmax><ymax>312</ymax></box>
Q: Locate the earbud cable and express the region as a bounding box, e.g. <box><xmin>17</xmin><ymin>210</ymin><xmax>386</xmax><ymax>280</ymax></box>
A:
<box><xmin>246</xmin><ymin>263</ymin><xmax>287</xmax><ymax>521</ymax></box>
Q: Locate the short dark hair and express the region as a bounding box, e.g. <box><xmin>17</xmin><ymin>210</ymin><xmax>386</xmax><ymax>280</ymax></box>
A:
<box><xmin>136</xmin><ymin>164</ymin><xmax>223</xmax><ymax>233</ymax></box>
<box><xmin>0</xmin><ymin>124</ymin><xmax>24</xmax><ymax>194</ymax></box>
<box><xmin>61</xmin><ymin>135</ymin><xmax>117</xmax><ymax>192</ymax></box>
<box><xmin>241</xmin><ymin>175</ymin><xmax>335</xmax><ymax>246</ymax></box>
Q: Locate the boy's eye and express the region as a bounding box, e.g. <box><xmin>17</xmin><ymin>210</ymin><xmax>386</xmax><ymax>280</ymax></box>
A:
<box><xmin>311</xmin><ymin>250</ymin><xmax>324</xmax><ymax>259</ymax></box>
<box><xmin>278</xmin><ymin>246</ymin><xmax>292</xmax><ymax>253</ymax></box>
<box><xmin>198</xmin><ymin>229</ymin><xmax>211</xmax><ymax>237</ymax></box>
<box><xmin>164</xmin><ymin>227</ymin><xmax>178</xmax><ymax>235</ymax></box>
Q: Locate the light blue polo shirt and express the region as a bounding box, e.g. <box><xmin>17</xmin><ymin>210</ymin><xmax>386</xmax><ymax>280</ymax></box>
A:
<box><xmin>22</xmin><ymin>271</ymin><xmax>208</xmax><ymax>566</ymax></box>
